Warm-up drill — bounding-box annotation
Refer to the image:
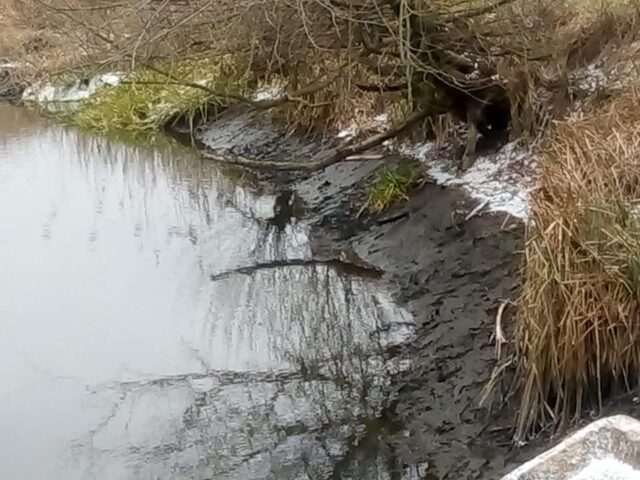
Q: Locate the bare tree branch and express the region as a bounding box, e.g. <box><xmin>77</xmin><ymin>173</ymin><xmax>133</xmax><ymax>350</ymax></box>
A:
<box><xmin>142</xmin><ymin>63</ymin><xmax>342</xmax><ymax>109</ymax></box>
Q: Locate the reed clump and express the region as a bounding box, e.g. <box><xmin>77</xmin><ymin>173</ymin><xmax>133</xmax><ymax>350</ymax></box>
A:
<box><xmin>514</xmin><ymin>82</ymin><xmax>640</xmax><ymax>440</ymax></box>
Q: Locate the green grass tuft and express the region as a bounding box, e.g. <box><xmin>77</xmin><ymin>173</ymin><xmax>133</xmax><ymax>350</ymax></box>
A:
<box><xmin>73</xmin><ymin>59</ymin><xmax>246</xmax><ymax>133</ymax></box>
<box><xmin>363</xmin><ymin>163</ymin><xmax>422</xmax><ymax>214</ymax></box>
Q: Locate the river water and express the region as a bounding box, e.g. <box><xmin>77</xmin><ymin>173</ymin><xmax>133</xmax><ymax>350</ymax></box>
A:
<box><xmin>0</xmin><ymin>105</ymin><xmax>419</xmax><ymax>479</ymax></box>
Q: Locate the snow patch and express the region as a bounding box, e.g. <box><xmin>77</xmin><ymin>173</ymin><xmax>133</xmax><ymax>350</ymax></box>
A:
<box><xmin>331</xmin><ymin>109</ymin><xmax>534</xmax><ymax>219</ymax></box>
<box><xmin>98</xmin><ymin>73</ymin><xmax>122</xmax><ymax>86</ymax></box>
<box><xmin>253</xmin><ymin>85</ymin><xmax>284</xmax><ymax>101</ymax></box>
<box><xmin>373</xmin><ymin>113</ymin><xmax>389</xmax><ymax>124</ymax></box>
<box><xmin>337</xmin><ymin>113</ymin><xmax>390</xmax><ymax>140</ymax></box>
<box><xmin>567</xmin><ymin>54</ymin><xmax>640</xmax><ymax>117</ymax></box>
<box><xmin>337</xmin><ymin>126</ymin><xmax>357</xmax><ymax>139</ymax></box>
<box><xmin>569</xmin><ymin>64</ymin><xmax>609</xmax><ymax>96</ymax></box>
<box><xmin>572</xmin><ymin>458</ymin><xmax>640</xmax><ymax>480</ymax></box>
<box><xmin>22</xmin><ymin>72</ymin><xmax>123</xmax><ymax>104</ymax></box>
<box><xmin>402</xmin><ymin>140</ymin><xmax>535</xmax><ymax>219</ymax></box>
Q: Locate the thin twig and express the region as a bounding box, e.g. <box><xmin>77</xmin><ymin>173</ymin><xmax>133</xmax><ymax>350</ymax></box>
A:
<box><xmin>464</xmin><ymin>198</ymin><xmax>490</xmax><ymax>221</ymax></box>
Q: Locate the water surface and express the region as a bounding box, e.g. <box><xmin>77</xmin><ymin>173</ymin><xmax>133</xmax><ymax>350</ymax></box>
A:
<box><xmin>0</xmin><ymin>106</ymin><xmax>415</xmax><ymax>479</ymax></box>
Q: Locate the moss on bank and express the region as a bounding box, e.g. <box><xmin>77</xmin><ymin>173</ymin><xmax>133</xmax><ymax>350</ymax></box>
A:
<box><xmin>73</xmin><ymin>59</ymin><xmax>245</xmax><ymax>133</ymax></box>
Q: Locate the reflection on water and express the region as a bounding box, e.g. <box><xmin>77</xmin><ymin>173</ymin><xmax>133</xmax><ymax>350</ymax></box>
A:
<box><xmin>0</xmin><ymin>106</ymin><xmax>414</xmax><ymax>479</ymax></box>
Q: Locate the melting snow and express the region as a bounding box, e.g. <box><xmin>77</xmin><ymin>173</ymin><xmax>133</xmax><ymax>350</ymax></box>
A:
<box><xmin>401</xmin><ymin>140</ymin><xmax>535</xmax><ymax>220</ymax></box>
<box><xmin>332</xmin><ymin>108</ymin><xmax>534</xmax><ymax>219</ymax></box>
<box><xmin>337</xmin><ymin>113</ymin><xmax>390</xmax><ymax>140</ymax></box>
<box><xmin>337</xmin><ymin>126</ymin><xmax>357</xmax><ymax>139</ymax></box>
<box><xmin>253</xmin><ymin>85</ymin><xmax>284</xmax><ymax>101</ymax></box>
<box><xmin>373</xmin><ymin>113</ymin><xmax>389</xmax><ymax>124</ymax></box>
<box><xmin>569</xmin><ymin>64</ymin><xmax>609</xmax><ymax>96</ymax></box>
<box><xmin>22</xmin><ymin>72</ymin><xmax>123</xmax><ymax>104</ymax></box>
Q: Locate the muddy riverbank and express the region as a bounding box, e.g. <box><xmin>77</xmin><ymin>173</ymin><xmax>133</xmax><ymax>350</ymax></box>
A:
<box><xmin>0</xmin><ymin>98</ymin><xmax>535</xmax><ymax>479</ymax></box>
<box><xmin>190</xmin><ymin>107</ymin><xmax>530</xmax><ymax>478</ymax></box>
<box><xmin>325</xmin><ymin>187</ymin><xmax>525</xmax><ymax>479</ymax></box>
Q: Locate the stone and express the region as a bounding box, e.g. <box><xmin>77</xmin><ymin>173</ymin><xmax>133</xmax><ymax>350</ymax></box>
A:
<box><xmin>502</xmin><ymin>415</ymin><xmax>640</xmax><ymax>480</ymax></box>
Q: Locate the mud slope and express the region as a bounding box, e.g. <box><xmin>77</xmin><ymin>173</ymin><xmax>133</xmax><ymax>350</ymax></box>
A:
<box><xmin>196</xmin><ymin>109</ymin><xmax>526</xmax><ymax>478</ymax></box>
<box><xmin>356</xmin><ymin>191</ymin><xmax>523</xmax><ymax>479</ymax></box>
<box><xmin>305</xmin><ymin>166</ymin><xmax>525</xmax><ymax>477</ymax></box>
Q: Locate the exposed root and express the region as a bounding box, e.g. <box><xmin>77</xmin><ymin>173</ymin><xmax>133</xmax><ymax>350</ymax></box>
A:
<box><xmin>202</xmin><ymin>109</ymin><xmax>430</xmax><ymax>172</ymax></box>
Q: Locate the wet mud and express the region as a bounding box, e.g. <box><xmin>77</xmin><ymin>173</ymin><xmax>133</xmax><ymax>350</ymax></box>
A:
<box><xmin>195</xmin><ymin>107</ymin><xmax>529</xmax><ymax>478</ymax></box>
<box><xmin>304</xmin><ymin>168</ymin><xmax>526</xmax><ymax>479</ymax></box>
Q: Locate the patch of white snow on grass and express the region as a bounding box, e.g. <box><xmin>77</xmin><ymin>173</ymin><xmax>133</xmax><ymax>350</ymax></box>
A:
<box><xmin>22</xmin><ymin>72</ymin><xmax>124</xmax><ymax>104</ymax></box>
<box><xmin>569</xmin><ymin>64</ymin><xmax>609</xmax><ymax>96</ymax></box>
<box><xmin>402</xmin><ymin>140</ymin><xmax>536</xmax><ymax>220</ymax></box>
<box><xmin>372</xmin><ymin>113</ymin><xmax>389</xmax><ymax>125</ymax></box>
<box><xmin>337</xmin><ymin>126</ymin><xmax>357</xmax><ymax>139</ymax></box>
<box><xmin>99</xmin><ymin>73</ymin><xmax>122</xmax><ymax>86</ymax></box>
<box><xmin>253</xmin><ymin>85</ymin><xmax>284</xmax><ymax>101</ymax></box>
<box><xmin>337</xmin><ymin>113</ymin><xmax>391</xmax><ymax>140</ymax></box>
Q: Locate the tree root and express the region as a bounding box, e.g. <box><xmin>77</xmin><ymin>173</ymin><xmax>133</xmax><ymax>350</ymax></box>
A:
<box><xmin>201</xmin><ymin>109</ymin><xmax>430</xmax><ymax>172</ymax></box>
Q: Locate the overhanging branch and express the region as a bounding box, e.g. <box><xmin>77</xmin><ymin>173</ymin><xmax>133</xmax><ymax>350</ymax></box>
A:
<box><xmin>144</xmin><ymin>64</ymin><xmax>339</xmax><ymax>109</ymax></box>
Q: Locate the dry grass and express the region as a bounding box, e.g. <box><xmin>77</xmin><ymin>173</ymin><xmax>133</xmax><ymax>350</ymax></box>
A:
<box><xmin>514</xmin><ymin>83</ymin><xmax>640</xmax><ymax>440</ymax></box>
<box><xmin>4</xmin><ymin>0</ymin><xmax>640</xmax><ymax>138</ymax></box>
<box><xmin>496</xmin><ymin>0</ymin><xmax>640</xmax><ymax>141</ymax></box>
<box><xmin>0</xmin><ymin>1</ymin><xmax>90</xmax><ymax>81</ymax></box>
<box><xmin>510</xmin><ymin>0</ymin><xmax>640</xmax><ymax>441</ymax></box>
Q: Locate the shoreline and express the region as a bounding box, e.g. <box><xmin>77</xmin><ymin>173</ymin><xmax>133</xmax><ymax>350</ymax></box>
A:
<box><xmin>296</xmin><ymin>141</ymin><xmax>526</xmax><ymax>479</ymax></box>
<box><xmin>6</xmin><ymin>0</ymin><xmax>640</xmax><ymax>475</ymax></box>
<box><xmin>172</xmin><ymin>103</ymin><xmax>532</xmax><ymax>477</ymax></box>
<box><xmin>7</xmin><ymin>70</ymin><xmax>635</xmax><ymax>479</ymax></box>
<box><xmin>0</xmin><ymin>73</ymin><xmax>534</xmax><ymax>476</ymax></box>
